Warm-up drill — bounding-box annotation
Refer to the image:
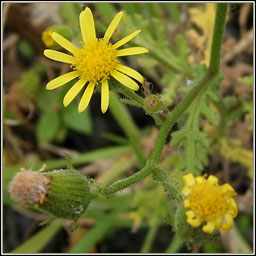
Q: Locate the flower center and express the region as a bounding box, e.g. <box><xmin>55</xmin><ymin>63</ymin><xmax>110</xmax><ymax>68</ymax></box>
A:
<box><xmin>72</xmin><ymin>39</ymin><xmax>119</xmax><ymax>82</ymax></box>
<box><xmin>189</xmin><ymin>183</ymin><xmax>227</xmax><ymax>221</ymax></box>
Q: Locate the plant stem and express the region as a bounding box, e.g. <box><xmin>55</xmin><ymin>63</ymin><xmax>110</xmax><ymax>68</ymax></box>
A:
<box><xmin>165</xmin><ymin>234</ymin><xmax>183</xmax><ymax>253</ymax></box>
<box><xmin>150</xmin><ymin>72</ymin><xmax>214</xmax><ymax>165</ymax></box>
<box><xmin>153</xmin><ymin>166</ymin><xmax>182</xmax><ymax>203</ymax></box>
<box><xmin>114</xmin><ymin>80</ymin><xmax>145</xmax><ymax>107</ymax></box>
<box><xmin>209</xmin><ymin>3</ymin><xmax>228</xmax><ymax>73</ymax></box>
<box><xmin>140</xmin><ymin>224</ymin><xmax>159</xmax><ymax>253</ymax></box>
<box><xmin>99</xmin><ymin>162</ymin><xmax>154</xmax><ymax>196</ymax></box>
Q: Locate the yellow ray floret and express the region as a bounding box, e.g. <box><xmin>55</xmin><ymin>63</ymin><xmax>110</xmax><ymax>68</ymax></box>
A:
<box><xmin>182</xmin><ymin>173</ymin><xmax>238</xmax><ymax>234</ymax></box>
<box><xmin>43</xmin><ymin>7</ymin><xmax>148</xmax><ymax>113</ymax></box>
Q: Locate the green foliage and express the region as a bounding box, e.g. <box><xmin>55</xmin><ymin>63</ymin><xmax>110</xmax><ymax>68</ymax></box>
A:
<box><xmin>18</xmin><ymin>40</ymin><xmax>35</xmax><ymax>59</ymax></box>
<box><xmin>21</xmin><ymin>64</ymin><xmax>45</xmax><ymax>98</ymax></box>
<box><xmin>11</xmin><ymin>220</ymin><xmax>62</xmax><ymax>253</ymax></box>
<box><xmin>36</xmin><ymin>110</ymin><xmax>61</xmax><ymax>142</ymax></box>
<box><xmin>62</xmin><ymin>102</ymin><xmax>93</xmax><ymax>135</ymax></box>
<box><xmin>164</xmin><ymin>3</ymin><xmax>181</xmax><ymax>24</ymax></box>
<box><xmin>129</xmin><ymin>184</ymin><xmax>172</xmax><ymax>227</ymax></box>
<box><xmin>48</xmin><ymin>25</ymin><xmax>74</xmax><ymax>40</ymax></box>
<box><xmin>94</xmin><ymin>3</ymin><xmax>117</xmax><ymax>23</ymax></box>
<box><xmin>203</xmin><ymin>240</ymin><xmax>222</xmax><ymax>253</ymax></box>
<box><xmin>171</xmin><ymin>68</ymin><xmax>223</xmax><ymax>174</ymax></box>
<box><xmin>35</xmin><ymin>81</ymin><xmax>93</xmax><ymax>142</ymax></box>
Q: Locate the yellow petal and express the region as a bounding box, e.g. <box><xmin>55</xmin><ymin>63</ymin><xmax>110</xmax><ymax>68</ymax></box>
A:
<box><xmin>187</xmin><ymin>217</ymin><xmax>202</xmax><ymax>228</ymax></box>
<box><xmin>228</xmin><ymin>198</ymin><xmax>238</xmax><ymax>218</ymax></box>
<box><xmin>113</xmin><ymin>30</ymin><xmax>141</xmax><ymax>49</ymax></box>
<box><xmin>181</xmin><ymin>186</ymin><xmax>191</xmax><ymax>197</ymax></box>
<box><xmin>182</xmin><ymin>173</ymin><xmax>196</xmax><ymax>187</ymax></box>
<box><xmin>196</xmin><ymin>176</ymin><xmax>205</xmax><ymax>184</ymax></box>
<box><xmin>51</xmin><ymin>32</ymin><xmax>78</xmax><ymax>54</ymax></box>
<box><xmin>221</xmin><ymin>183</ymin><xmax>236</xmax><ymax>196</ymax></box>
<box><xmin>116</xmin><ymin>64</ymin><xmax>144</xmax><ymax>84</ymax></box>
<box><xmin>202</xmin><ymin>221</ymin><xmax>215</xmax><ymax>234</ymax></box>
<box><xmin>111</xmin><ymin>70</ymin><xmax>139</xmax><ymax>91</ymax></box>
<box><xmin>186</xmin><ymin>210</ymin><xmax>195</xmax><ymax>218</ymax></box>
<box><xmin>207</xmin><ymin>175</ymin><xmax>219</xmax><ymax>185</ymax></box>
<box><xmin>78</xmin><ymin>81</ymin><xmax>96</xmax><ymax>113</ymax></box>
<box><xmin>104</xmin><ymin>12</ymin><xmax>123</xmax><ymax>43</ymax></box>
<box><xmin>116</xmin><ymin>47</ymin><xmax>149</xmax><ymax>57</ymax></box>
<box><xmin>44</xmin><ymin>49</ymin><xmax>74</xmax><ymax>64</ymax></box>
<box><xmin>220</xmin><ymin>213</ymin><xmax>234</xmax><ymax>231</ymax></box>
<box><xmin>63</xmin><ymin>78</ymin><xmax>87</xmax><ymax>107</ymax></box>
<box><xmin>46</xmin><ymin>71</ymin><xmax>80</xmax><ymax>90</ymax></box>
<box><xmin>214</xmin><ymin>217</ymin><xmax>223</xmax><ymax>229</ymax></box>
<box><xmin>184</xmin><ymin>199</ymin><xmax>190</xmax><ymax>208</ymax></box>
<box><xmin>79</xmin><ymin>7</ymin><xmax>96</xmax><ymax>44</ymax></box>
<box><xmin>101</xmin><ymin>79</ymin><xmax>109</xmax><ymax>113</ymax></box>
<box><xmin>186</xmin><ymin>210</ymin><xmax>202</xmax><ymax>227</ymax></box>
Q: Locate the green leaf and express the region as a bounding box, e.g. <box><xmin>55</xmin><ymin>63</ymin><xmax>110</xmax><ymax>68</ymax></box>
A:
<box><xmin>59</xmin><ymin>3</ymin><xmax>79</xmax><ymax>28</ymax></box>
<box><xmin>170</xmin><ymin>72</ymin><xmax>223</xmax><ymax>174</ymax></box>
<box><xmin>164</xmin><ymin>3</ymin><xmax>181</xmax><ymax>24</ymax></box>
<box><xmin>69</xmin><ymin>221</ymin><xmax>112</xmax><ymax>253</ymax></box>
<box><xmin>119</xmin><ymin>3</ymin><xmax>143</xmax><ymax>15</ymax></box>
<box><xmin>21</xmin><ymin>69</ymin><xmax>40</xmax><ymax>98</ymax></box>
<box><xmin>36</xmin><ymin>110</ymin><xmax>61</xmax><ymax>142</ymax></box>
<box><xmin>94</xmin><ymin>3</ymin><xmax>117</xmax><ymax>23</ymax></box>
<box><xmin>48</xmin><ymin>25</ymin><xmax>73</xmax><ymax>40</ymax></box>
<box><xmin>11</xmin><ymin>220</ymin><xmax>62</xmax><ymax>253</ymax></box>
<box><xmin>62</xmin><ymin>102</ymin><xmax>93</xmax><ymax>135</ymax></box>
<box><xmin>18</xmin><ymin>40</ymin><xmax>35</xmax><ymax>59</ymax></box>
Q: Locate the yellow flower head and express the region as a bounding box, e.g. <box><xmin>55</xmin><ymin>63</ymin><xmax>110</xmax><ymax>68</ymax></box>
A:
<box><xmin>182</xmin><ymin>173</ymin><xmax>238</xmax><ymax>234</ymax></box>
<box><xmin>44</xmin><ymin>7</ymin><xmax>148</xmax><ymax>113</ymax></box>
<box><xmin>42</xmin><ymin>29</ymin><xmax>57</xmax><ymax>48</ymax></box>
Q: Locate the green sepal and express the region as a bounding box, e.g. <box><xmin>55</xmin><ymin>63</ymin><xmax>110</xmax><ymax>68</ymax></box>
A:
<box><xmin>174</xmin><ymin>203</ymin><xmax>218</xmax><ymax>248</ymax></box>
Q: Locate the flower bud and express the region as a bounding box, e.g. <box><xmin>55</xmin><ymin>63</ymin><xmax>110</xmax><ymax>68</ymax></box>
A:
<box><xmin>9</xmin><ymin>166</ymin><xmax>91</xmax><ymax>220</ymax></box>
<box><xmin>144</xmin><ymin>95</ymin><xmax>163</xmax><ymax>113</ymax></box>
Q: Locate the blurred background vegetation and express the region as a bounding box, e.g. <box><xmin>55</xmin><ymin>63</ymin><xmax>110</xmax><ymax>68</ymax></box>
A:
<box><xmin>2</xmin><ymin>2</ymin><xmax>253</xmax><ymax>253</ymax></box>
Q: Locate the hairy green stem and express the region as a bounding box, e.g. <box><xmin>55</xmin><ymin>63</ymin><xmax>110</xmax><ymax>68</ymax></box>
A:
<box><xmin>114</xmin><ymin>81</ymin><xmax>145</xmax><ymax>107</ymax></box>
<box><xmin>150</xmin><ymin>72</ymin><xmax>215</xmax><ymax>164</ymax></box>
<box><xmin>99</xmin><ymin>162</ymin><xmax>154</xmax><ymax>196</ymax></box>
<box><xmin>153</xmin><ymin>166</ymin><xmax>182</xmax><ymax>203</ymax></box>
<box><xmin>209</xmin><ymin>3</ymin><xmax>228</xmax><ymax>73</ymax></box>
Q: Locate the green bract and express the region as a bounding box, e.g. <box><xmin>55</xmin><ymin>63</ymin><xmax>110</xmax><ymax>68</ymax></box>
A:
<box><xmin>40</xmin><ymin>169</ymin><xmax>91</xmax><ymax>220</ymax></box>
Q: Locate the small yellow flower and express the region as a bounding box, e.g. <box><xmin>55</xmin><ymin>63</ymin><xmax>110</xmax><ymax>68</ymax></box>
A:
<box><xmin>42</xmin><ymin>29</ymin><xmax>57</xmax><ymax>48</ymax></box>
<box><xmin>44</xmin><ymin>7</ymin><xmax>148</xmax><ymax>113</ymax></box>
<box><xmin>182</xmin><ymin>173</ymin><xmax>238</xmax><ymax>234</ymax></box>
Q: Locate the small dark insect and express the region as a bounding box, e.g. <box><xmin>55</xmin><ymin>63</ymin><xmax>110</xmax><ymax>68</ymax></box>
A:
<box><xmin>141</xmin><ymin>77</ymin><xmax>153</xmax><ymax>97</ymax></box>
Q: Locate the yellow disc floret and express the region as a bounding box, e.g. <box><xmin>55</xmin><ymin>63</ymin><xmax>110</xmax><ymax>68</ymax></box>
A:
<box><xmin>73</xmin><ymin>39</ymin><xmax>119</xmax><ymax>82</ymax></box>
<box><xmin>182</xmin><ymin>173</ymin><xmax>238</xmax><ymax>234</ymax></box>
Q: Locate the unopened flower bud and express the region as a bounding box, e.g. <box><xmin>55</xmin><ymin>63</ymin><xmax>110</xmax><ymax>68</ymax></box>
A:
<box><xmin>144</xmin><ymin>95</ymin><xmax>163</xmax><ymax>113</ymax></box>
<box><xmin>9</xmin><ymin>165</ymin><xmax>91</xmax><ymax>220</ymax></box>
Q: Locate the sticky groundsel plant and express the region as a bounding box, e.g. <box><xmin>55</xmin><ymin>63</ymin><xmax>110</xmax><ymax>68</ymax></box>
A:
<box><xmin>6</xmin><ymin>3</ymin><xmax>247</xmax><ymax>253</ymax></box>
